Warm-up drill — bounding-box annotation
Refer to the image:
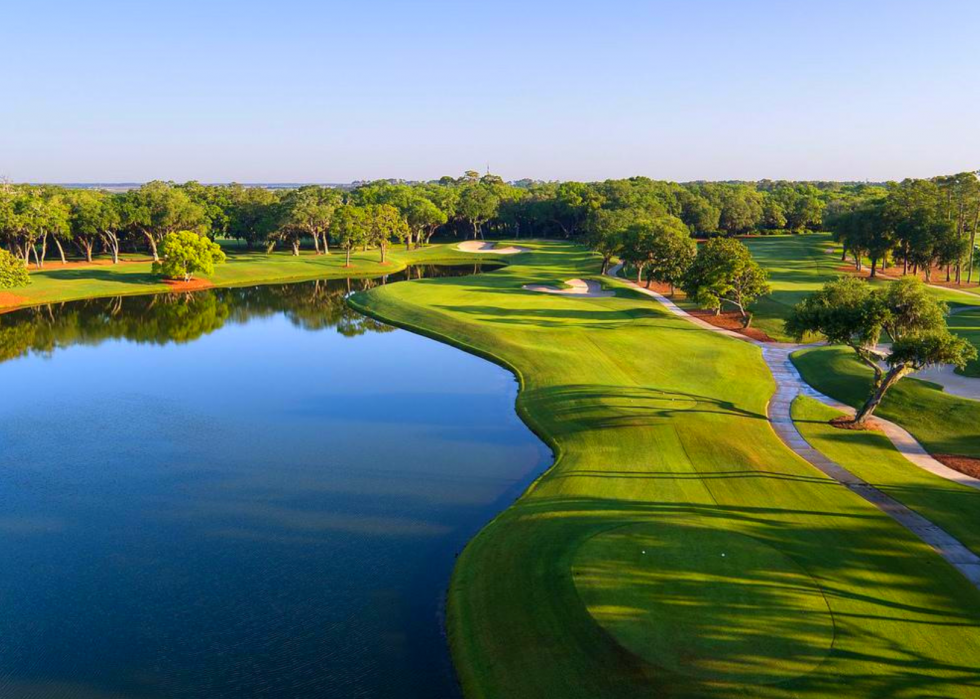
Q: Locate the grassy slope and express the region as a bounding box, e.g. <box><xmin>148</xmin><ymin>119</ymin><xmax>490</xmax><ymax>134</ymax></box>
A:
<box><xmin>792</xmin><ymin>346</ymin><xmax>980</xmax><ymax>459</ymax></box>
<box><xmin>0</xmin><ymin>244</ymin><xmax>488</xmax><ymax>311</ymax></box>
<box><xmin>792</xmin><ymin>396</ymin><xmax>980</xmax><ymax>554</ymax></box>
<box><xmin>741</xmin><ymin>235</ymin><xmax>844</xmax><ymax>341</ymax></box>
<box><xmin>352</xmin><ymin>240</ymin><xmax>980</xmax><ymax>699</ymax></box>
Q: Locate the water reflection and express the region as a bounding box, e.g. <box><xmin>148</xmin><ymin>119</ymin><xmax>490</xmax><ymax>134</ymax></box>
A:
<box><xmin>0</xmin><ymin>261</ymin><xmax>541</xmax><ymax>699</ymax></box>
<box><xmin>0</xmin><ymin>264</ymin><xmax>496</xmax><ymax>362</ymax></box>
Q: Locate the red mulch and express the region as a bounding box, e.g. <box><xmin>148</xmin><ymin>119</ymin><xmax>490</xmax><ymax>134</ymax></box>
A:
<box><xmin>635</xmin><ymin>279</ymin><xmax>676</xmax><ymax>295</ymax></box>
<box><xmin>838</xmin><ymin>260</ymin><xmax>980</xmax><ymax>291</ymax></box>
<box><xmin>933</xmin><ymin>454</ymin><xmax>980</xmax><ymax>479</ymax></box>
<box><xmin>687</xmin><ymin>309</ymin><xmax>778</xmax><ymax>342</ymax></box>
<box><xmin>0</xmin><ymin>292</ymin><xmax>30</xmax><ymax>311</ymax></box>
<box><xmin>625</xmin><ymin>277</ymin><xmax>777</xmax><ymax>342</ymax></box>
<box><xmin>829</xmin><ymin>415</ymin><xmax>884</xmax><ymax>432</ymax></box>
<box><xmin>163</xmin><ymin>278</ymin><xmax>215</xmax><ymax>292</ymax></box>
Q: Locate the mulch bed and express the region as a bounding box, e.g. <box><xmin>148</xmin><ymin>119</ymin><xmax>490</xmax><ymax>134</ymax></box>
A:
<box><xmin>687</xmin><ymin>309</ymin><xmax>778</xmax><ymax>343</ymax></box>
<box><xmin>933</xmin><ymin>454</ymin><xmax>980</xmax><ymax>479</ymax></box>
<box><xmin>829</xmin><ymin>415</ymin><xmax>884</xmax><ymax>432</ymax></box>
<box><xmin>0</xmin><ymin>291</ymin><xmax>29</xmax><ymax>306</ymax></box>
<box><xmin>163</xmin><ymin>278</ymin><xmax>215</xmax><ymax>292</ymax></box>
<box><xmin>839</xmin><ymin>261</ymin><xmax>980</xmax><ymax>291</ymax></box>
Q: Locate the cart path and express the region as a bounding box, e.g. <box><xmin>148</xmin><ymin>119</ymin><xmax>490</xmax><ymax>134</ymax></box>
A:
<box><xmin>607</xmin><ymin>264</ymin><xmax>980</xmax><ymax>588</ymax></box>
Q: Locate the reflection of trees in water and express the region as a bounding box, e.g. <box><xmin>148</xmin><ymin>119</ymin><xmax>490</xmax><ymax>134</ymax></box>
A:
<box><xmin>0</xmin><ymin>292</ymin><xmax>234</xmax><ymax>362</ymax></box>
<box><xmin>0</xmin><ymin>264</ymin><xmax>497</xmax><ymax>362</ymax></box>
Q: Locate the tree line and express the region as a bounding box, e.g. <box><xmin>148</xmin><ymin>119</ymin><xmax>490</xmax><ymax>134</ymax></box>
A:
<box><xmin>0</xmin><ymin>173</ymin><xmax>904</xmax><ymax>267</ymax></box>
<box><xmin>826</xmin><ymin>173</ymin><xmax>980</xmax><ymax>283</ymax></box>
<box><xmin>0</xmin><ymin>170</ymin><xmax>976</xmax><ymax>287</ymax></box>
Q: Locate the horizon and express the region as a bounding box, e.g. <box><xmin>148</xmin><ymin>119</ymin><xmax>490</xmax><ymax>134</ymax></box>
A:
<box><xmin>3</xmin><ymin>0</ymin><xmax>979</xmax><ymax>183</ymax></box>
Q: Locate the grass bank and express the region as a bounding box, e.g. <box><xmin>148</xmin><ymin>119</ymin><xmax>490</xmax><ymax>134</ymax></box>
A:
<box><xmin>352</xmin><ymin>240</ymin><xmax>980</xmax><ymax>699</ymax></box>
<box><xmin>0</xmin><ymin>243</ymin><xmax>492</xmax><ymax>312</ymax></box>
<box><xmin>792</xmin><ymin>346</ymin><xmax>980</xmax><ymax>460</ymax></box>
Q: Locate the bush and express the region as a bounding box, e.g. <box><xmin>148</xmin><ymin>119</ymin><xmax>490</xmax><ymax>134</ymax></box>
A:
<box><xmin>0</xmin><ymin>249</ymin><xmax>30</xmax><ymax>289</ymax></box>
<box><xmin>152</xmin><ymin>231</ymin><xmax>226</xmax><ymax>281</ymax></box>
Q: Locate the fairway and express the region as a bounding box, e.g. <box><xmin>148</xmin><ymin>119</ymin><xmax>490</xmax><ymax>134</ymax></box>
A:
<box><xmin>741</xmin><ymin>234</ymin><xmax>842</xmax><ymax>340</ymax></box>
<box><xmin>353</xmin><ymin>240</ymin><xmax>980</xmax><ymax>699</ymax></box>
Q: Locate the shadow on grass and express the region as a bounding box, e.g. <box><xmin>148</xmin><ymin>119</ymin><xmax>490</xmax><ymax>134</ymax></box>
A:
<box><xmin>524</xmin><ymin>384</ymin><xmax>768</xmax><ymax>425</ymax></box>
<box><xmin>475</xmin><ymin>493</ymin><xmax>980</xmax><ymax>696</ymax></box>
<box><xmin>37</xmin><ymin>268</ymin><xmax>161</xmax><ymax>285</ymax></box>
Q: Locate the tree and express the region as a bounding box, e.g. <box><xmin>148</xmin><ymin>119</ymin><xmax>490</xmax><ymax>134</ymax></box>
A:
<box><xmin>681</xmin><ymin>237</ymin><xmax>770</xmax><ymax>326</ymax></box>
<box><xmin>366</xmin><ymin>204</ymin><xmax>407</xmax><ymax>263</ymax></box>
<box><xmin>0</xmin><ymin>248</ymin><xmax>29</xmax><ymax>288</ymax></box>
<box><xmin>619</xmin><ymin>225</ymin><xmax>658</xmax><ymax>283</ymax></box>
<box><xmin>333</xmin><ymin>205</ymin><xmax>369</xmax><ymax>267</ymax></box>
<box><xmin>677</xmin><ymin>188</ymin><xmax>721</xmax><ymax>234</ymax></box>
<box><xmin>458</xmin><ymin>184</ymin><xmax>499</xmax><ymax>239</ymax></box>
<box><xmin>67</xmin><ymin>190</ymin><xmax>118</xmax><ymax>263</ymax></box>
<box><xmin>152</xmin><ymin>230</ymin><xmax>226</xmax><ymax>281</ymax></box>
<box><xmin>584</xmin><ymin>208</ymin><xmax>638</xmax><ymax>274</ymax></box>
<box><xmin>787</xmin><ymin>276</ymin><xmax>976</xmax><ymax>425</ymax></box>
<box><xmin>717</xmin><ymin>186</ymin><xmax>764</xmax><ymax>235</ymax></box>
<box><xmin>644</xmin><ymin>219</ymin><xmax>697</xmax><ymax>294</ymax></box>
<box><xmin>125</xmin><ymin>182</ymin><xmax>209</xmax><ymax>261</ymax></box>
<box><xmin>828</xmin><ymin>203</ymin><xmax>893</xmax><ymax>277</ymax></box>
<box><xmin>405</xmin><ymin>197</ymin><xmax>447</xmax><ymax>249</ymax></box>
<box><xmin>226</xmin><ymin>186</ymin><xmax>280</xmax><ymax>250</ymax></box>
<box><xmin>278</xmin><ymin>186</ymin><xmax>341</xmax><ymax>255</ymax></box>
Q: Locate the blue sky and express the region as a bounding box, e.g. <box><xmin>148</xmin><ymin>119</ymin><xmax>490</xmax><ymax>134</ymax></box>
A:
<box><xmin>2</xmin><ymin>0</ymin><xmax>978</xmax><ymax>182</ymax></box>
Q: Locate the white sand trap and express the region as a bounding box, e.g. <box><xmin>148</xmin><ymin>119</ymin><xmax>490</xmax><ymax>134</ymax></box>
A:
<box><xmin>523</xmin><ymin>279</ymin><xmax>615</xmax><ymax>298</ymax></box>
<box><xmin>456</xmin><ymin>240</ymin><xmax>530</xmax><ymax>254</ymax></box>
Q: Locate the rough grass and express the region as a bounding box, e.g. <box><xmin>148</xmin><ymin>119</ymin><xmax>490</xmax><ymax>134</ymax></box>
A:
<box><xmin>1</xmin><ymin>243</ymin><xmax>490</xmax><ymax>312</ymax></box>
<box><xmin>792</xmin><ymin>395</ymin><xmax>980</xmax><ymax>555</ymax></box>
<box><xmin>352</xmin><ymin>240</ymin><xmax>980</xmax><ymax>699</ymax></box>
<box><xmin>792</xmin><ymin>346</ymin><xmax>980</xmax><ymax>460</ymax></box>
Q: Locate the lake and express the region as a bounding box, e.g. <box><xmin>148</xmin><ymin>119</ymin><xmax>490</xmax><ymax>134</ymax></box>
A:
<box><xmin>0</xmin><ymin>266</ymin><xmax>548</xmax><ymax>698</ymax></box>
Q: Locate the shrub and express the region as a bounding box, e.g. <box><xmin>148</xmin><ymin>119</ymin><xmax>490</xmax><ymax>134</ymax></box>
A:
<box><xmin>152</xmin><ymin>231</ymin><xmax>226</xmax><ymax>281</ymax></box>
<box><xmin>0</xmin><ymin>249</ymin><xmax>30</xmax><ymax>289</ymax></box>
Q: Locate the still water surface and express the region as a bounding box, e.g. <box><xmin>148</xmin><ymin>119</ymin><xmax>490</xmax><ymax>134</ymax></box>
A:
<box><xmin>0</xmin><ymin>267</ymin><xmax>547</xmax><ymax>698</ymax></box>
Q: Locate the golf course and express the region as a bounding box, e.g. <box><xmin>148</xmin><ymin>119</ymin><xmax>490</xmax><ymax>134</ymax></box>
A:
<box><xmin>352</xmin><ymin>239</ymin><xmax>980</xmax><ymax>699</ymax></box>
<box><xmin>3</xmin><ymin>178</ymin><xmax>980</xmax><ymax>699</ymax></box>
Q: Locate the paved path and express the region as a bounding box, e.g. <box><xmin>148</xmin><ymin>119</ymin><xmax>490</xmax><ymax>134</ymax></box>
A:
<box><xmin>607</xmin><ymin>264</ymin><xmax>980</xmax><ymax>588</ymax></box>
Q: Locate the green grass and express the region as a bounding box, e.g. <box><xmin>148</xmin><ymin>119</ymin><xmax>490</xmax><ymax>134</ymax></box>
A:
<box><xmin>949</xmin><ymin>306</ymin><xmax>980</xmax><ymax>377</ymax></box>
<box><xmin>792</xmin><ymin>395</ymin><xmax>980</xmax><ymax>555</ymax></box>
<box><xmin>743</xmin><ymin>235</ymin><xmax>980</xmax><ymax>363</ymax></box>
<box><xmin>351</xmin><ymin>240</ymin><xmax>980</xmax><ymax>699</ymax></box>
<box><xmin>0</xmin><ymin>243</ymin><xmax>493</xmax><ymax>311</ymax></box>
<box><xmin>792</xmin><ymin>346</ymin><xmax>980</xmax><ymax>459</ymax></box>
<box><xmin>741</xmin><ymin>234</ymin><xmax>844</xmax><ymax>340</ymax></box>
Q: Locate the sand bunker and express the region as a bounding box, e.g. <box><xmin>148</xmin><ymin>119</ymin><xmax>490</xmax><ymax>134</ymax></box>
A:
<box><xmin>456</xmin><ymin>241</ymin><xmax>530</xmax><ymax>254</ymax></box>
<box><xmin>523</xmin><ymin>279</ymin><xmax>614</xmax><ymax>298</ymax></box>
